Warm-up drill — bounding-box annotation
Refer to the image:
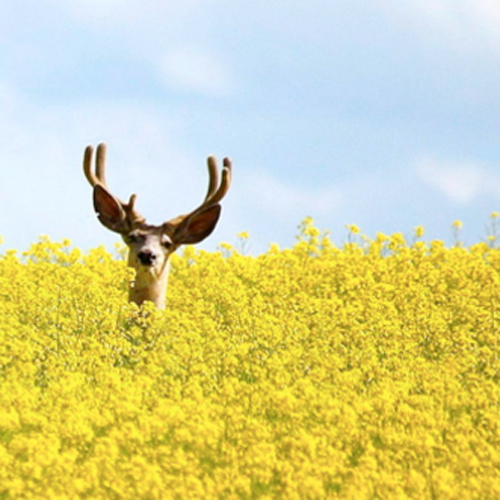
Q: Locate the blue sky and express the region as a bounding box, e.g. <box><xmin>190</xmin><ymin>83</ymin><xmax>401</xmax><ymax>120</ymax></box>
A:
<box><xmin>1</xmin><ymin>1</ymin><xmax>500</xmax><ymax>254</ymax></box>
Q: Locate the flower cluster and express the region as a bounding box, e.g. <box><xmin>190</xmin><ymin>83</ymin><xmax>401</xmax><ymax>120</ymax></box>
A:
<box><xmin>0</xmin><ymin>221</ymin><xmax>499</xmax><ymax>499</ymax></box>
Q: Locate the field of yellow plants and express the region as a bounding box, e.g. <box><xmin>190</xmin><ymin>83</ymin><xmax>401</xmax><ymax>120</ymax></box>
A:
<box><xmin>0</xmin><ymin>218</ymin><xmax>499</xmax><ymax>499</ymax></box>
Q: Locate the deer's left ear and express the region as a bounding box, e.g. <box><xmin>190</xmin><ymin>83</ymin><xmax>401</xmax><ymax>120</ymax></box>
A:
<box><xmin>93</xmin><ymin>185</ymin><xmax>130</xmax><ymax>233</ymax></box>
<box><xmin>174</xmin><ymin>204</ymin><xmax>221</xmax><ymax>245</ymax></box>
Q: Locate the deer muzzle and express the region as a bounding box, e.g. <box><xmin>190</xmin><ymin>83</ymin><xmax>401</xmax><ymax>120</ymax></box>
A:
<box><xmin>138</xmin><ymin>250</ymin><xmax>157</xmax><ymax>266</ymax></box>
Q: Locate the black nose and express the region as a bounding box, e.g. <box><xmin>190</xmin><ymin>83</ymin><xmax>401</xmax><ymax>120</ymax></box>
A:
<box><xmin>138</xmin><ymin>250</ymin><xmax>156</xmax><ymax>266</ymax></box>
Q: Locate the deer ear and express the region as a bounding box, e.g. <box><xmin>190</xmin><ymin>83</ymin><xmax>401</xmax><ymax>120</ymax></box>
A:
<box><xmin>93</xmin><ymin>185</ymin><xmax>129</xmax><ymax>233</ymax></box>
<box><xmin>174</xmin><ymin>204</ymin><xmax>221</xmax><ymax>245</ymax></box>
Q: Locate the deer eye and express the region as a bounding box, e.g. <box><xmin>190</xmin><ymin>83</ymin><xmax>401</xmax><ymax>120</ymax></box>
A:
<box><xmin>125</xmin><ymin>233</ymin><xmax>144</xmax><ymax>245</ymax></box>
<box><xmin>161</xmin><ymin>236</ymin><xmax>173</xmax><ymax>249</ymax></box>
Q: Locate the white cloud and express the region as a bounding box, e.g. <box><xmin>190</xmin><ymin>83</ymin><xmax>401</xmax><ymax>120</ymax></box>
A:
<box><xmin>241</xmin><ymin>170</ymin><xmax>342</xmax><ymax>220</ymax></box>
<box><xmin>50</xmin><ymin>0</ymin><xmax>197</xmax><ymax>23</ymax></box>
<box><xmin>45</xmin><ymin>0</ymin><xmax>139</xmax><ymax>26</ymax></box>
<box><xmin>375</xmin><ymin>0</ymin><xmax>500</xmax><ymax>52</ymax></box>
<box><xmin>159</xmin><ymin>47</ymin><xmax>236</xmax><ymax>97</ymax></box>
<box><xmin>415</xmin><ymin>158</ymin><xmax>500</xmax><ymax>203</ymax></box>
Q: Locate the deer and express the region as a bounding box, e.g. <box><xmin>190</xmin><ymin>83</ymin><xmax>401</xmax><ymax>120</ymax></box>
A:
<box><xmin>83</xmin><ymin>143</ymin><xmax>232</xmax><ymax>309</ymax></box>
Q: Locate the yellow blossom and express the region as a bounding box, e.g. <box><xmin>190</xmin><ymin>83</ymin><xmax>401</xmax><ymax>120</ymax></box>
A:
<box><xmin>0</xmin><ymin>223</ymin><xmax>498</xmax><ymax>499</ymax></box>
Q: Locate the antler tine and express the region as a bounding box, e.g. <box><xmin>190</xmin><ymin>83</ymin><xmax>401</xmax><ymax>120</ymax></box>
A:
<box><xmin>205</xmin><ymin>156</ymin><xmax>220</xmax><ymax>202</ymax></box>
<box><xmin>83</xmin><ymin>143</ymin><xmax>108</xmax><ymax>188</ymax></box>
<box><xmin>83</xmin><ymin>145</ymin><xmax>98</xmax><ymax>187</ymax></box>
<box><xmin>95</xmin><ymin>143</ymin><xmax>107</xmax><ymax>187</ymax></box>
<box><xmin>205</xmin><ymin>157</ymin><xmax>232</xmax><ymax>206</ymax></box>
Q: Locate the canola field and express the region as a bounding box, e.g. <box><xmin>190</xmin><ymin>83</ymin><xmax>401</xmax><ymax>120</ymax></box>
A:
<box><xmin>0</xmin><ymin>219</ymin><xmax>499</xmax><ymax>499</ymax></box>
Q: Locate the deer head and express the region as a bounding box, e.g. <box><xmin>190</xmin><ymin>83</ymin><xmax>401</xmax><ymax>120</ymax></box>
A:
<box><xmin>84</xmin><ymin>143</ymin><xmax>232</xmax><ymax>309</ymax></box>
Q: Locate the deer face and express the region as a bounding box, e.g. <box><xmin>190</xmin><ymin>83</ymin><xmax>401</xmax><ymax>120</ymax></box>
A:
<box><xmin>123</xmin><ymin>227</ymin><xmax>176</xmax><ymax>271</ymax></box>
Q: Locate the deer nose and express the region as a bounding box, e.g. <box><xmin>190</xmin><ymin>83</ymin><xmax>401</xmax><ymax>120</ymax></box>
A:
<box><xmin>138</xmin><ymin>250</ymin><xmax>156</xmax><ymax>266</ymax></box>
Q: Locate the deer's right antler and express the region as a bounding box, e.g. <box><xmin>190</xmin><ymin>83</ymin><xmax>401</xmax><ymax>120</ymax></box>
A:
<box><xmin>179</xmin><ymin>155</ymin><xmax>232</xmax><ymax>222</ymax></box>
<box><xmin>159</xmin><ymin>155</ymin><xmax>232</xmax><ymax>244</ymax></box>
<box><xmin>83</xmin><ymin>143</ymin><xmax>146</xmax><ymax>231</ymax></box>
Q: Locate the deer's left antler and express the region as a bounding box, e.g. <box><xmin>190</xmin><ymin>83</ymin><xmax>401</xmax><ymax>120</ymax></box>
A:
<box><xmin>83</xmin><ymin>143</ymin><xmax>145</xmax><ymax>228</ymax></box>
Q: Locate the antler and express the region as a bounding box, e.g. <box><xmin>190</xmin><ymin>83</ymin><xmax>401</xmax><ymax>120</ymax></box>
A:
<box><xmin>205</xmin><ymin>156</ymin><xmax>232</xmax><ymax>205</ymax></box>
<box><xmin>180</xmin><ymin>155</ymin><xmax>232</xmax><ymax>221</ymax></box>
<box><xmin>85</xmin><ymin>143</ymin><xmax>232</xmax><ymax>236</ymax></box>
<box><xmin>83</xmin><ymin>143</ymin><xmax>145</xmax><ymax>226</ymax></box>
<box><xmin>83</xmin><ymin>143</ymin><xmax>108</xmax><ymax>188</ymax></box>
<box><xmin>164</xmin><ymin>155</ymin><xmax>232</xmax><ymax>229</ymax></box>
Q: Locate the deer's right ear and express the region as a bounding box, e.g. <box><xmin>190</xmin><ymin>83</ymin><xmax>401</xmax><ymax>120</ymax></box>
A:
<box><xmin>173</xmin><ymin>204</ymin><xmax>222</xmax><ymax>245</ymax></box>
<box><xmin>93</xmin><ymin>185</ymin><xmax>129</xmax><ymax>233</ymax></box>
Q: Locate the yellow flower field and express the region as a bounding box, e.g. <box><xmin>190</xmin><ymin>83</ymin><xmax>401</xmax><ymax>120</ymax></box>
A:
<box><xmin>0</xmin><ymin>219</ymin><xmax>499</xmax><ymax>499</ymax></box>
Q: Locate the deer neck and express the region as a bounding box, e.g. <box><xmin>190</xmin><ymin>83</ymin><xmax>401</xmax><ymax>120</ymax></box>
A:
<box><xmin>128</xmin><ymin>257</ymin><xmax>171</xmax><ymax>310</ymax></box>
